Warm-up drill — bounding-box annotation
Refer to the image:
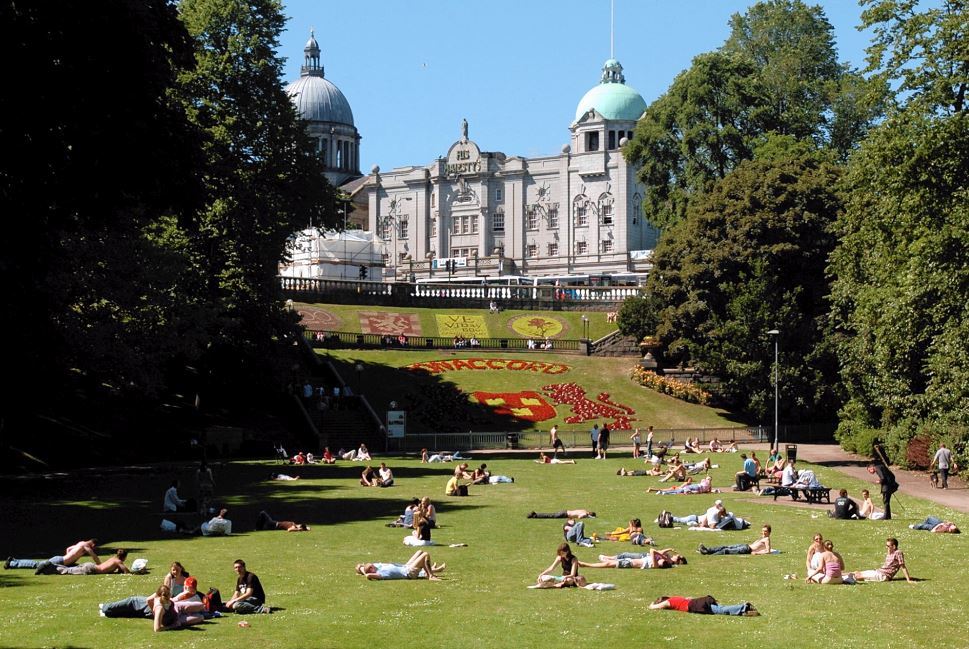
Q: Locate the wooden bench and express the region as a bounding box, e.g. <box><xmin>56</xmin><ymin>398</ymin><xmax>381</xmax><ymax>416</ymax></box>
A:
<box><xmin>771</xmin><ymin>486</ymin><xmax>832</xmax><ymax>504</ymax></box>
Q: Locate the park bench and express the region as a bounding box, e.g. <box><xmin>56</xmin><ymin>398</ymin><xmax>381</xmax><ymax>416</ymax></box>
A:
<box><xmin>771</xmin><ymin>486</ymin><xmax>832</xmax><ymax>504</ymax></box>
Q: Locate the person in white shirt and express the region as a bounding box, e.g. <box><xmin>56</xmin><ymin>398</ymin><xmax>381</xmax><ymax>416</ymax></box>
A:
<box><xmin>164</xmin><ymin>481</ymin><xmax>190</xmax><ymax>512</ymax></box>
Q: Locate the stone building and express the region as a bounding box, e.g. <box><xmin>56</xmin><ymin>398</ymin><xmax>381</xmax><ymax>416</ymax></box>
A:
<box><xmin>364</xmin><ymin>58</ymin><xmax>658</xmax><ymax>281</ymax></box>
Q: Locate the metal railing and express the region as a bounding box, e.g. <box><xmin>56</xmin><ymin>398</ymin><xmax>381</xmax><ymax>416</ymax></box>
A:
<box><xmin>303</xmin><ymin>329</ymin><xmax>584</xmax><ymax>353</ymax></box>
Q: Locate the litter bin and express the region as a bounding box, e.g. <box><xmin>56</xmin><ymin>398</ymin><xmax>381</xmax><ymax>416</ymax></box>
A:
<box><xmin>506</xmin><ymin>433</ymin><xmax>520</xmax><ymax>449</ymax></box>
<box><xmin>786</xmin><ymin>444</ymin><xmax>798</xmax><ymax>464</ymax></box>
<box><xmin>500</xmin><ymin>339</ymin><xmax>508</xmax><ymax>349</ymax></box>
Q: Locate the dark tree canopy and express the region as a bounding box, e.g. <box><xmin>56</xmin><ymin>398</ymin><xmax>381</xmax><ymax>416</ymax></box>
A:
<box><xmin>647</xmin><ymin>151</ymin><xmax>843</xmax><ymax>421</ymax></box>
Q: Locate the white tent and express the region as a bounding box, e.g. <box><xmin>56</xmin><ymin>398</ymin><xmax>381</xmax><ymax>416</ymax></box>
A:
<box><xmin>280</xmin><ymin>228</ymin><xmax>387</xmax><ymax>280</ymax></box>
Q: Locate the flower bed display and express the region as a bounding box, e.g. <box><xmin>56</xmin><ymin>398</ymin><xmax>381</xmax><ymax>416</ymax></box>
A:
<box><xmin>540</xmin><ymin>382</ymin><xmax>636</xmax><ymax>430</ymax></box>
<box><xmin>469</xmin><ymin>391</ymin><xmax>557</xmax><ymax>422</ymax></box>
<box><xmin>630</xmin><ymin>366</ymin><xmax>711</xmax><ymax>405</ymax></box>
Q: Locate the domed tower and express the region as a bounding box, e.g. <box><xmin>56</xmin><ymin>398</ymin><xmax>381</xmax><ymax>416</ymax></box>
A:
<box><xmin>286</xmin><ymin>31</ymin><xmax>361</xmax><ymax>187</ymax></box>
<box><xmin>571</xmin><ymin>58</ymin><xmax>646</xmax><ymax>153</ymax></box>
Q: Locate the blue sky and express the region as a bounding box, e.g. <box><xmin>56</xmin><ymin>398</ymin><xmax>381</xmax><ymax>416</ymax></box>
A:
<box><xmin>279</xmin><ymin>1</ymin><xmax>877</xmax><ymax>173</ymax></box>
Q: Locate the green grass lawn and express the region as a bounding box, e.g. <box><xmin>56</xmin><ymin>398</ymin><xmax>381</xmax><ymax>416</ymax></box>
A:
<box><xmin>1</xmin><ymin>453</ymin><xmax>966</xmax><ymax>648</ymax></box>
<box><xmin>323</xmin><ymin>349</ymin><xmax>738</xmax><ymax>434</ymax></box>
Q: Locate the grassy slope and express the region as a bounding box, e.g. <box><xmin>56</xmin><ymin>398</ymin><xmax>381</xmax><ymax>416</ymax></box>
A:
<box><xmin>324</xmin><ymin>349</ymin><xmax>737</xmax><ymax>433</ymax></box>
<box><xmin>0</xmin><ymin>454</ymin><xmax>966</xmax><ymax>648</ymax></box>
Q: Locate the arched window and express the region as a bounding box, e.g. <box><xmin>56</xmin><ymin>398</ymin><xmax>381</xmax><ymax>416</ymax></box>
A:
<box><xmin>598</xmin><ymin>193</ymin><xmax>614</xmax><ymax>225</ymax></box>
<box><xmin>573</xmin><ymin>195</ymin><xmax>588</xmax><ymax>227</ymax></box>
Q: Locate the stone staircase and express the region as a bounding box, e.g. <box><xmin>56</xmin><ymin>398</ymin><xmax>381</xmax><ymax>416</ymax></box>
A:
<box><xmin>591</xmin><ymin>330</ymin><xmax>643</xmax><ymax>357</ymax></box>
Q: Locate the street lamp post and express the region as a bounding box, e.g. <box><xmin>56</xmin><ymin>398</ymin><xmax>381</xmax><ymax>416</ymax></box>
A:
<box><xmin>767</xmin><ymin>329</ymin><xmax>780</xmax><ymax>452</ymax></box>
<box><xmin>355</xmin><ymin>362</ymin><xmax>364</xmax><ymax>395</ymax></box>
<box><xmin>581</xmin><ymin>315</ymin><xmax>589</xmax><ymax>340</ymax></box>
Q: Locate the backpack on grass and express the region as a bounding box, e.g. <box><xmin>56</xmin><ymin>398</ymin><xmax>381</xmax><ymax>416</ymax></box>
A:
<box><xmin>203</xmin><ymin>588</ymin><xmax>223</xmax><ymax>613</ymax></box>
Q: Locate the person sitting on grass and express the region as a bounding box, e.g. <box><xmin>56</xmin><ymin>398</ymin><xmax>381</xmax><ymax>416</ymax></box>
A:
<box><xmin>162</xmin><ymin>562</ymin><xmax>189</xmax><ymax>596</ymax></box>
<box><xmin>470</xmin><ymin>464</ymin><xmax>491</xmax><ymax>485</ymax></box>
<box><xmin>225</xmin><ymin>559</ymin><xmax>271</xmax><ymax>614</ymax></box>
<box><xmin>360</xmin><ymin>466</ymin><xmax>380</xmax><ymax>487</ymax></box>
<box><xmin>375</xmin><ymin>462</ymin><xmax>394</xmax><ymax>487</ymax></box>
<box><xmin>586</xmin><ymin>547</ymin><xmax>687</xmax><ymax>569</ymax></box>
<box><xmin>698</xmin><ymin>524</ymin><xmax>773</xmax><ymax>556</ymax></box>
<box><xmin>658</xmin><ymin>456</ymin><xmax>687</xmax><ymax>483</ymax></box>
<box><xmin>56</xmin><ymin>548</ymin><xmax>130</xmax><ymax>575</ymax></box>
<box><xmin>403</xmin><ymin>512</ymin><xmax>434</xmax><ymax>546</ymax></box>
<box><xmin>909</xmin><ymin>516</ymin><xmax>960</xmax><ymax>533</ymax></box>
<box><xmin>355</xmin><ymin>550</ymin><xmax>445</xmax><ymax>581</ymax></box>
<box><xmin>683</xmin><ymin>437</ymin><xmax>701</xmax><ymax>453</ymax></box>
<box><xmin>6</xmin><ymin>538</ymin><xmax>100</xmax><ymax>573</ymax></box>
<box><xmin>164</xmin><ymin>480</ymin><xmax>194</xmax><ymax>513</ymax></box>
<box><xmin>321</xmin><ymin>447</ymin><xmax>336</xmax><ymax>464</ymax></box>
<box><xmin>527</xmin><ymin>509</ymin><xmax>596</xmax><ymax>519</ymax></box>
<box><xmin>419</xmin><ymin>497</ymin><xmax>438</xmax><ymax>528</ymax></box>
<box><xmin>649</xmin><ymin>595</ymin><xmax>759</xmax><ymax>616</ymax></box>
<box><xmin>648</xmin><ymin>476</ymin><xmax>713</xmax><ymax>495</ymax></box>
<box><xmin>171</xmin><ymin>576</ymin><xmax>208</xmax><ymax>618</ymax></box>
<box><xmin>255</xmin><ymin>510</ymin><xmax>309</xmax><ymax>532</ymax></box>
<box><xmin>849</xmin><ymin>537</ymin><xmax>914</xmax><ymax>583</ymax></box>
<box><xmin>388</xmin><ymin>498</ymin><xmax>421</xmax><ymax>528</ymax></box>
<box><xmin>533</xmin><ymin>542</ymin><xmax>587</xmax><ymax>588</ymax></box>
<box><xmin>858</xmin><ymin>490</ymin><xmax>885</xmax><ymax>520</ymax></box>
<box><xmin>535</xmin><ymin>452</ymin><xmax>577</xmax><ymax>464</ymax></box>
<box><xmin>830</xmin><ymin>489</ymin><xmax>860</xmax><ymax>519</ymax></box>
<box><xmin>445</xmin><ymin>473</ymin><xmax>468</xmax><ymax>497</ymax></box>
<box><xmin>806</xmin><ymin>540</ymin><xmax>844</xmax><ymax>584</ymax></box>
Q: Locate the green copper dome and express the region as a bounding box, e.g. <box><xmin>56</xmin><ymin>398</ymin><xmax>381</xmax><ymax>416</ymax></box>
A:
<box><xmin>574</xmin><ymin>59</ymin><xmax>646</xmax><ymax>122</ymax></box>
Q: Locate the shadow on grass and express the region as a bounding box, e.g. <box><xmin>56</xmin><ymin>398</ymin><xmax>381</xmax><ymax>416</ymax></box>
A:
<box><xmin>0</xmin><ymin>460</ymin><xmax>486</xmax><ymax>556</ymax></box>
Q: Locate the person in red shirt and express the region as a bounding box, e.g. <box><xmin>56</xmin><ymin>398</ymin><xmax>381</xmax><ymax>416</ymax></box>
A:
<box><xmin>650</xmin><ymin>595</ymin><xmax>759</xmax><ymax>616</ymax></box>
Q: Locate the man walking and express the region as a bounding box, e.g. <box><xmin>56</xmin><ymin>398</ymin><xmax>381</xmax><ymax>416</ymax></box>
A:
<box><xmin>931</xmin><ymin>442</ymin><xmax>953</xmax><ymax>489</ymax></box>
<box><xmin>867</xmin><ymin>463</ymin><xmax>898</xmax><ymax>520</ymax></box>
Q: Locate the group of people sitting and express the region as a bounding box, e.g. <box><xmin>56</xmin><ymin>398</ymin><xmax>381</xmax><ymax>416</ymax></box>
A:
<box><xmin>444</xmin><ymin>462</ymin><xmax>514</xmax><ymax>496</ymax></box>
<box><xmin>99</xmin><ymin>559</ymin><xmax>271</xmax><ymax>630</ymax></box>
<box><xmin>804</xmin><ymin>533</ymin><xmax>913</xmax><ymax>585</ymax></box>
<box><xmin>360</xmin><ymin>462</ymin><xmax>395</xmax><ymax>487</ymax></box>
<box><xmin>452</xmin><ymin>336</ymin><xmax>480</xmax><ymax>348</ymax></box>
<box><xmin>386</xmin><ymin>497</ymin><xmax>439</xmax><ymax>546</ymax></box>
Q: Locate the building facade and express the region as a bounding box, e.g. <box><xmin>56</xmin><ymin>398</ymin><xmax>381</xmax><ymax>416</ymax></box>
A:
<box><xmin>365</xmin><ymin>58</ymin><xmax>657</xmax><ymax>281</ymax></box>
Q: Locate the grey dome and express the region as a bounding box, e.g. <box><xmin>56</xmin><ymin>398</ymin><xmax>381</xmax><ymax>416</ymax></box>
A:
<box><xmin>286</xmin><ymin>75</ymin><xmax>355</xmax><ymax>126</ymax></box>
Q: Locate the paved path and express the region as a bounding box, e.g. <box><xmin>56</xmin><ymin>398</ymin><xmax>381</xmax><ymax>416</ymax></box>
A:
<box><xmin>791</xmin><ymin>443</ymin><xmax>968</xmax><ymax>514</ymax></box>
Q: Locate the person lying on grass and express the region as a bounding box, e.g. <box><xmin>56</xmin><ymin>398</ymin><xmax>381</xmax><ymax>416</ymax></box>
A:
<box><xmin>355</xmin><ymin>550</ymin><xmax>445</xmax><ymax>580</ymax></box>
<box><xmin>585</xmin><ymin>548</ymin><xmax>687</xmax><ymax>569</ymax></box>
<box><xmin>910</xmin><ymin>516</ymin><xmax>960</xmax><ymax>533</ymax></box>
<box><xmin>647</xmin><ymin>476</ymin><xmax>713</xmax><ymax>495</ymax></box>
<box><xmin>698</xmin><ymin>524</ymin><xmax>773</xmax><ymax>555</ymax></box>
<box><xmin>527</xmin><ymin>509</ymin><xmax>596</xmax><ymax>519</ymax></box>
<box><xmin>650</xmin><ymin>595</ymin><xmax>759</xmax><ymax>616</ymax></box>
<box><xmin>6</xmin><ymin>538</ymin><xmax>100</xmax><ymax>572</ymax></box>
<box><xmin>55</xmin><ymin>548</ymin><xmax>130</xmax><ymax>575</ymax></box>
<box><xmin>657</xmin><ymin>457</ymin><xmax>687</xmax><ymax>483</ymax></box>
<box><xmin>535</xmin><ymin>452</ymin><xmax>576</xmax><ymax>464</ymax></box>
<box><xmin>599</xmin><ymin>518</ymin><xmax>644</xmax><ymax>542</ymax></box>
<box><xmin>255</xmin><ymin>510</ymin><xmax>309</xmax><ymax>532</ymax></box>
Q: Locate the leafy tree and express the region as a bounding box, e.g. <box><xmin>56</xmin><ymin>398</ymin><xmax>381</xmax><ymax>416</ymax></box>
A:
<box><xmin>647</xmin><ymin>152</ymin><xmax>843</xmax><ymax>421</ymax></box>
<box><xmin>0</xmin><ymin>0</ymin><xmax>204</xmax><ymax>422</ymax></box>
<box><xmin>176</xmin><ymin>0</ymin><xmax>337</xmax><ymax>396</ymax></box>
<box><xmin>830</xmin><ymin>0</ymin><xmax>969</xmax><ymax>463</ymax></box>
<box><xmin>626</xmin><ymin>0</ymin><xmax>883</xmax><ymax>230</ymax></box>
<box><xmin>860</xmin><ymin>0</ymin><xmax>969</xmax><ymax>115</ymax></box>
<box><xmin>829</xmin><ymin>112</ymin><xmax>969</xmax><ymax>450</ymax></box>
<box><xmin>617</xmin><ymin>294</ymin><xmax>664</xmax><ymax>343</ymax></box>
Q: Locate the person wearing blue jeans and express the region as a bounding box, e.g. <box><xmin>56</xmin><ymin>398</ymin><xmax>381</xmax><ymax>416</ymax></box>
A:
<box><xmin>699</xmin><ymin>525</ymin><xmax>772</xmax><ymax>555</ymax></box>
<box><xmin>5</xmin><ymin>539</ymin><xmax>99</xmax><ymax>573</ymax></box>
<box><xmin>564</xmin><ymin>520</ymin><xmax>594</xmax><ymax>547</ymax></box>
<box><xmin>911</xmin><ymin>516</ymin><xmax>950</xmax><ymax>531</ymax></box>
<box><xmin>100</xmin><ymin>596</ymin><xmax>152</xmax><ymax>618</ymax></box>
<box><xmin>650</xmin><ymin>595</ymin><xmax>759</xmax><ymax>616</ymax></box>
